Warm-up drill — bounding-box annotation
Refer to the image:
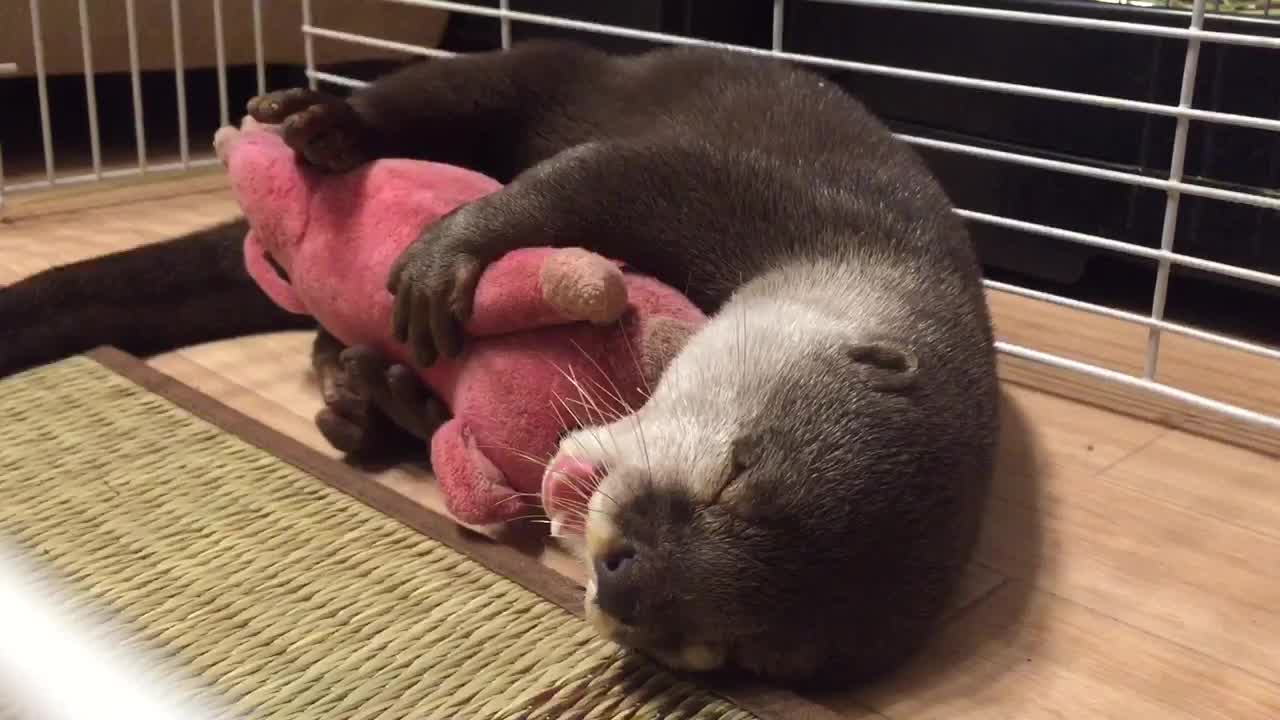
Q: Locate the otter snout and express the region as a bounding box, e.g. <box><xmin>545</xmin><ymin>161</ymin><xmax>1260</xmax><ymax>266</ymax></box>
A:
<box><xmin>592</xmin><ymin>544</ymin><xmax>640</xmax><ymax>625</ymax></box>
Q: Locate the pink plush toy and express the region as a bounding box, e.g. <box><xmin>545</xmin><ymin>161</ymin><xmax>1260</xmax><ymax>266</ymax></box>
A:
<box><xmin>213</xmin><ymin>118</ymin><xmax>705</xmax><ymax>535</ymax></box>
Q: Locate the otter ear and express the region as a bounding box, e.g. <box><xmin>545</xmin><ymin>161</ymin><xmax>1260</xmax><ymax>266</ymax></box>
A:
<box><xmin>843</xmin><ymin>340</ymin><xmax>919</xmax><ymax>393</ymax></box>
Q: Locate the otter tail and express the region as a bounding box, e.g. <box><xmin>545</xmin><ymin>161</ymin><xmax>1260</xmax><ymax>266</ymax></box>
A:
<box><xmin>0</xmin><ymin>218</ymin><xmax>317</xmax><ymax>377</ymax></box>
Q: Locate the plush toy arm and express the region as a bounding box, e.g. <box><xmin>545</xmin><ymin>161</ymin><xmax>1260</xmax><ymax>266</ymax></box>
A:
<box><xmin>464</xmin><ymin>247</ymin><xmax>629</xmax><ymax>337</ymax></box>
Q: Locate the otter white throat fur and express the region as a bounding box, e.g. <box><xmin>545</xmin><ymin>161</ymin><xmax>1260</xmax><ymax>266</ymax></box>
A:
<box><xmin>539</xmin><ymin>259</ymin><xmax>995</xmax><ymax>681</ymax></box>
<box><xmin>0</xmin><ymin>40</ymin><xmax>999</xmax><ymax>685</ymax></box>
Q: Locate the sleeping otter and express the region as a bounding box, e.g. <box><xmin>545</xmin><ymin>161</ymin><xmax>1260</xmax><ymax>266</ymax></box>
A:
<box><xmin>1</xmin><ymin>39</ymin><xmax>998</xmax><ymax>684</ymax></box>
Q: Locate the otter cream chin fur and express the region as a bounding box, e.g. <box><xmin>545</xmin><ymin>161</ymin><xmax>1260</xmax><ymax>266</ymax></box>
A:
<box><xmin>543</xmin><ymin>258</ymin><xmax>996</xmax><ymax>682</ymax></box>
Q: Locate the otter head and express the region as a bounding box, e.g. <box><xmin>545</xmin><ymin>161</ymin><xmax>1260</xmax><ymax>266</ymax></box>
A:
<box><xmin>543</xmin><ymin>299</ymin><xmax>991</xmax><ymax>683</ymax></box>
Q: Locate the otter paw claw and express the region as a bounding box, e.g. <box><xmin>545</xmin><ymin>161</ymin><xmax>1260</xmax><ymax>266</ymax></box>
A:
<box><xmin>315</xmin><ymin>377</ymin><xmax>378</xmax><ymax>456</ymax></box>
<box><xmin>314</xmin><ymin>342</ymin><xmax>395</xmax><ymax>457</ymax></box>
<box><xmin>339</xmin><ymin>346</ymin><xmax>448</xmax><ymax>442</ymax></box>
<box><xmin>246</xmin><ymin>88</ymin><xmax>367</xmax><ymax>172</ymax></box>
<box><xmin>387</xmin><ymin>206</ymin><xmax>493</xmax><ymax>368</ymax></box>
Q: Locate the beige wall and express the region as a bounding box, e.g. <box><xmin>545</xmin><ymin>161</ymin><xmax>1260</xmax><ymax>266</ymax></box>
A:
<box><xmin>1</xmin><ymin>1</ymin><xmax>448</xmax><ymax>78</ymax></box>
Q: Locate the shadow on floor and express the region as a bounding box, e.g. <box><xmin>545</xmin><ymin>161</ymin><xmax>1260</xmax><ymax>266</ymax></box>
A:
<box><xmin>809</xmin><ymin>387</ymin><xmax>1048</xmax><ymax>716</ymax></box>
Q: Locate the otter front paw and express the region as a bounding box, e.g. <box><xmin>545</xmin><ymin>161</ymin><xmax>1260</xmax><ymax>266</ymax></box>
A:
<box><xmin>246</xmin><ymin>88</ymin><xmax>367</xmax><ymax>172</ymax></box>
<box><xmin>387</xmin><ymin>202</ymin><xmax>494</xmax><ymax>367</ymax></box>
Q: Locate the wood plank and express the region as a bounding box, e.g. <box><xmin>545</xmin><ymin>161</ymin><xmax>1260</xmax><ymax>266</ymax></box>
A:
<box><xmin>814</xmin><ymin>582</ymin><xmax>1280</xmax><ymax>720</ymax></box>
<box><xmin>0</xmin><ymin>190</ymin><xmax>239</xmax><ymax>284</ymax></box>
<box><xmin>1102</xmin><ymin>429</ymin><xmax>1280</xmax><ymax>543</ymax></box>
<box><xmin>995</xmin><ymin>383</ymin><xmax>1168</xmax><ymax>476</ymax></box>
<box><xmin>976</xmin><ymin>387</ymin><xmax>1280</xmax><ymax>683</ymax></box>
<box><xmin>1</xmin><ymin>167</ymin><xmax>229</xmax><ymax>222</ymax></box>
<box><xmin>990</xmin><ymin>290</ymin><xmax>1280</xmax><ymax>459</ymax></box>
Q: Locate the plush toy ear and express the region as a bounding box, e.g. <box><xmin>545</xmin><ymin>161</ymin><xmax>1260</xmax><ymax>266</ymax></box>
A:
<box><xmin>844</xmin><ymin>340</ymin><xmax>920</xmax><ymax>393</ymax></box>
<box><xmin>639</xmin><ymin>317</ymin><xmax>699</xmax><ymax>387</ymax></box>
<box><xmin>212</xmin><ymin>125</ymin><xmax>239</xmax><ymax>166</ymax></box>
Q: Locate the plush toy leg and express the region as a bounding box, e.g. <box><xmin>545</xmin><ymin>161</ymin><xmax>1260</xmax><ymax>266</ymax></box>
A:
<box><xmin>429</xmin><ymin>419</ymin><xmax>527</xmax><ymax>539</ymax></box>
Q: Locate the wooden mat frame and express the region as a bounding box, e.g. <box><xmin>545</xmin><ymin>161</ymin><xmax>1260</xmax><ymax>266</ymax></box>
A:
<box><xmin>85</xmin><ymin>347</ymin><xmax>843</xmax><ymax>720</ymax></box>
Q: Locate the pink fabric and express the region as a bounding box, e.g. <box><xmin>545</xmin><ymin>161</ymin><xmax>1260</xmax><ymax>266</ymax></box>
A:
<box><xmin>243</xmin><ymin>230</ymin><xmax>305</xmax><ymax>313</ymax></box>
<box><xmin>222</xmin><ymin>125</ymin><xmax>706</xmax><ymax>527</ymax></box>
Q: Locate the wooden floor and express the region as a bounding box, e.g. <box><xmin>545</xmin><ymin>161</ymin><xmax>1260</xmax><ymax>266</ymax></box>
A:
<box><xmin>3</xmin><ymin>181</ymin><xmax>1279</xmax><ymax>719</ymax></box>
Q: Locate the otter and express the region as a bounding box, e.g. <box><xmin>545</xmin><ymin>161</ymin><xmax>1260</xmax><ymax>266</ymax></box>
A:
<box><xmin>0</xmin><ymin>40</ymin><xmax>998</xmax><ymax>685</ymax></box>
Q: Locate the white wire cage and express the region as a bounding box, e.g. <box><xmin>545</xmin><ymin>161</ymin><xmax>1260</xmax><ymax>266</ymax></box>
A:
<box><xmin>1</xmin><ymin>0</ymin><xmax>1278</xmax><ymax>439</ymax></box>
<box><xmin>0</xmin><ymin>0</ymin><xmax>1277</xmax><ymax>714</ymax></box>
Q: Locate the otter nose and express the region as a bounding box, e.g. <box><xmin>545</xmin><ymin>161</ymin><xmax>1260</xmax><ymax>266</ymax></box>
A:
<box><xmin>593</xmin><ymin>545</ymin><xmax>640</xmax><ymax>625</ymax></box>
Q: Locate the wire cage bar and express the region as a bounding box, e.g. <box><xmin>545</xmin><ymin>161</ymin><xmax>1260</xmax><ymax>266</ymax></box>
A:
<box><xmin>252</xmin><ymin>0</ymin><xmax>267</xmax><ymax>96</ymax></box>
<box><xmin>214</xmin><ymin>0</ymin><xmax>230</xmax><ymax>127</ymax></box>
<box><xmin>773</xmin><ymin>1</ymin><xmax>788</xmax><ymax>51</ymax></box>
<box><xmin>124</xmin><ymin>0</ymin><xmax>149</xmax><ymax>172</ymax></box>
<box><xmin>27</xmin><ymin>0</ymin><xmax>55</xmax><ymax>185</ymax></box>
<box><xmin>303</xmin><ymin>0</ymin><xmax>319</xmax><ymax>91</ymax></box>
<box><xmin>171</xmin><ymin>0</ymin><xmax>190</xmax><ymax>168</ymax></box>
<box><xmin>809</xmin><ymin>0</ymin><xmax>1280</xmax><ymax>47</ymax></box>
<box><xmin>1145</xmin><ymin>2</ymin><xmax>1207</xmax><ymax>378</ymax></box>
<box><xmin>76</xmin><ymin>0</ymin><xmax>102</xmax><ymax>179</ymax></box>
<box><xmin>500</xmin><ymin>0</ymin><xmax>514</xmax><ymax>50</ymax></box>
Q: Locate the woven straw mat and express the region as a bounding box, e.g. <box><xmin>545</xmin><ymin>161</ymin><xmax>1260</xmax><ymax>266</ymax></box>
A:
<box><xmin>0</xmin><ymin>356</ymin><xmax>759</xmax><ymax>720</ymax></box>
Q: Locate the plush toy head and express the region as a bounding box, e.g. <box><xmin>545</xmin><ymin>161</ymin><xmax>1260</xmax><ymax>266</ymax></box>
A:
<box><xmin>213</xmin><ymin>116</ymin><xmax>501</xmax><ymax>325</ymax></box>
<box><xmin>214</xmin><ymin>118</ymin><xmax>310</xmax><ymax>313</ymax></box>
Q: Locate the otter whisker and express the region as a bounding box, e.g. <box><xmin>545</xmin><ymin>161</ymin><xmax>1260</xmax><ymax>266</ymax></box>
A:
<box><xmin>619</xmin><ymin>318</ymin><xmax>653</xmax><ymax>401</ymax></box>
<box><xmin>536</xmin><ymin>356</ymin><xmax>612</xmax><ymax>461</ymax></box>
<box><xmin>500</xmin><ymin>510</ymin><xmax>550</xmax><ymax>522</ymax></box>
<box><xmin>548</xmin><ymin>399</ymin><xmax>597</xmax><ymax>467</ymax></box>
<box><xmin>476</xmin><ymin>443</ymin><xmax>555</xmax><ymax>470</ymax></box>
<box><xmin>568</xmin><ymin>339</ymin><xmax>656</xmax><ymax>499</ymax></box>
<box><xmin>563</xmin><ymin>365</ymin><xmax>624</xmax><ymax>456</ymax></box>
<box><xmin>617</xmin><ymin>325</ymin><xmax>656</xmax><ymax>489</ymax></box>
<box><xmin>552</xmin><ymin>393</ymin><xmax>611</xmax><ymax>467</ymax></box>
<box><xmin>547</xmin><ymin>363</ymin><xmax>612</xmax><ymax>461</ymax></box>
<box><xmin>549</xmin><ymin>490</ymin><xmax>596</xmax><ymax>514</ymax></box>
<box><xmin>506</xmin><ymin>491</ymin><xmax>545</xmax><ymax>499</ymax></box>
<box><xmin>569</xmin><ymin>338</ymin><xmax>634</xmax><ymax>415</ymax></box>
<box><xmin>547</xmin><ymin>460</ymin><xmax>622</xmax><ymax>511</ymax></box>
<box><xmin>470</xmin><ymin>437</ymin><xmax>617</xmax><ymax>513</ymax></box>
<box><xmin>555</xmin><ymin>363</ymin><xmax>605</xmax><ymax>426</ymax></box>
<box><xmin>545</xmin><ymin>473</ymin><xmax>613</xmax><ymax>515</ymax></box>
<box><xmin>506</xmin><ymin>517</ymin><xmax>554</xmax><ymax>526</ymax></box>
